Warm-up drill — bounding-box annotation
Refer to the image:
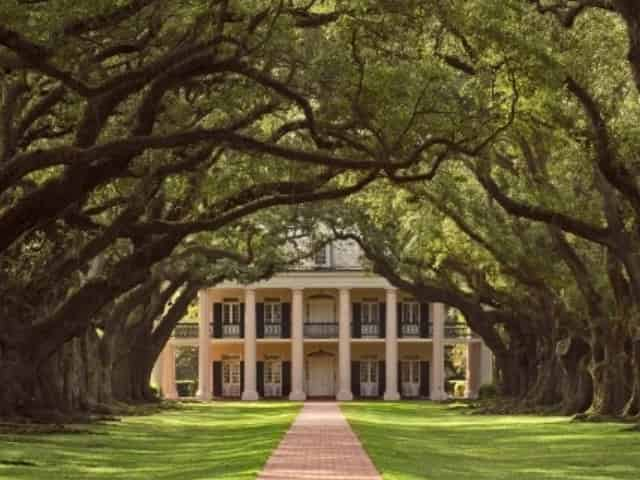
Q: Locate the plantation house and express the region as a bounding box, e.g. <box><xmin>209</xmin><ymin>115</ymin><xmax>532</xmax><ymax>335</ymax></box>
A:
<box><xmin>156</xmin><ymin>240</ymin><xmax>493</xmax><ymax>400</ymax></box>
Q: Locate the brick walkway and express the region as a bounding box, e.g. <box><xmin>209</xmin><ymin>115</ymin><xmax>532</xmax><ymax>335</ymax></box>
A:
<box><xmin>257</xmin><ymin>402</ymin><xmax>382</xmax><ymax>480</ymax></box>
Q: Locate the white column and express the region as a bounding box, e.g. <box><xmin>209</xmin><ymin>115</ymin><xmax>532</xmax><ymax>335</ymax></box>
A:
<box><xmin>337</xmin><ymin>288</ymin><xmax>353</xmax><ymax>401</ymax></box>
<box><xmin>431</xmin><ymin>303</ymin><xmax>447</xmax><ymax>400</ymax></box>
<box><xmin>384</xmin><ymin>288</ymin><xmax>400</xmax><ymax>400</ymax></box>
<box><xmin>161</xmin><ymin>343</ymin><xmax>178</xmax><ymax>399</ymax></box>
<box><xmin>197</xmin><ymin>290</ymin><xmax>212</xmax><ymax>400</ymax></box>
<box><xmin>242</xmin><ymin>288</ymin><xmax>259</xmax><ymax>400</ymax></box>
<box><xmin>465</xmin><ymin>342</ymin><xmax>482</xmax><ymax>398</ymax></box>
<box><xmin>289</xmin><ymin>288</ymin><xmax>306</xmax><ymax>400</ymax></box>
<box><xmin>480</xmin><ymin>342</ymin><xmax>494</xmax><ymax>385</ymax></box>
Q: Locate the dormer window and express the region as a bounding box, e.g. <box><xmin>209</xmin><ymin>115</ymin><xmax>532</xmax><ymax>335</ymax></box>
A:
<box><xmin>313</xmin><ymin>244</ymin><xmax>331</xmax><ymax>267</ymax></box>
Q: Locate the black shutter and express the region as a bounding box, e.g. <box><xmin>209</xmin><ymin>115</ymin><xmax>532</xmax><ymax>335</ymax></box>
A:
<box><xmin>256</xmin><ymin>303</ymin><xmax>265</xmax><ymax>338</ymax></box>
<box><xmin>398</xmin><ymin>361</ymin><xmax>403</xmax><ymax>398</ymax></box>
<box><xmin>379</xmin><ymin>361</ymin><xmax>386</xmax><ymax>397</ymax></box>
<box><xmin>420</xmin><ymin>303</ymin><xmax>430</xmax><ymax>338</ymax></box>
<box><xmin>257</xmin><ymin>361</ymin><xmax>265</xmax><ymax>397</ymax></box>
<box><xmin>379</xmin><ymin>302</ymin><xmax>386</xmax><ymax>338</ymax></box>
<box><xmin>240</xmin><ymin>361</ymin><xmax>245</xmax><ymax>396</ymax></box>
<box><xmin>420</xmin><ymin>361</ymin><xmax>430</xmax><ymax>397</ymax></box>
<box><xmin>282</xmin><ymin>361</ymin><xmax>292</xmax><ymax>397</ymax></box>
<box><xmin>240</xmin><ymin>303</ymin><xmax>245</xmax><ymax>338</ymax></box>
<box><xmin>351</xmin><ymin>361</ymin><xmax>361</xmax><ymax>398</ymax></box>
<box><xmin>397</xmin><ymin>302</ymin><xmax>403</xmax><ymax>338</ymax></box>
<box><xmin>213</xmin><ymin>303</ymin><xmax>223</xmax><ymax>338</ymax></box>
<box><xmin>352</xmin><ymin>303</ymin><xmax>361</xmax><ymax>338</ymax></box>
<box><xmin>281</xmin><ymin>303</ymin><xmax>291</xmax><ymax>338</ymax></box>
<box><xmin>212</xmin><ymin>361</ymin><xmax>222</xmax><ymax>397</ymax></box>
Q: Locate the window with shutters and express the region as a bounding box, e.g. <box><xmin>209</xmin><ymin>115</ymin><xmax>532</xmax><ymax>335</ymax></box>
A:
<box><xmin>360</xmin><ymin>361</ymin><xmax>379</xmax><ymax>397</ymax></box>
<box><xmin>361</xmin><ymin>302</ymin><xmax>379</xmax><ymax>324</ymax></box>
<box><xmin>264</xmin><ymin>303</ymin><xmax>282</xmax><ymax>324</ymax></box>
<box><xmin>222</xmin><ymin>303</ymin><xmax>241</xmax><ymax>324</ymax></box>
<box><xmin>401</xmin><ymin>360</ymin><xmax>420</xmax><ymax>384</ymax></box>
<box><xmin>265</xmin><ymin>361</ymin><xmax>281</xmax><ymax>384</ymax></box>
<box><xmin>401</xmin><ymin>302</ymin><xmax>420</xmax><ymax>337</ymax></box>
<box><xmin>360</xmin><ymin>302</ymin><xmax>380</xmax><ymax>337</ymax></box>
<box><xmin>402</xmin><ymin>302</ymin><xmax>420</xmax><ymax>324</ymax></box>
<box><xmin>223</xmin><ymin>362</ymin><xmax>241</xmax><ymax>384</ymax></box>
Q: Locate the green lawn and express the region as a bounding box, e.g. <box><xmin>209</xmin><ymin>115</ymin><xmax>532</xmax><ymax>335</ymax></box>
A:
<box><xmin>342</xmin><ymin>402</ymin><xmax>640</xmax><ymax>480</ymax></box>
<box><xmin>0</xmin><ymin>402</ymin><xmax>301</xmax><ymax>480</ymax></box>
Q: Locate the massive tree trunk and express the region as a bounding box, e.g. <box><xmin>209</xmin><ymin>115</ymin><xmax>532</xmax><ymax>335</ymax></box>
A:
<box><xmin>524</xmin><ymin>336</ymin><xmax>562</xmax><ymax>408</ymax></box>
<box><xmin>589</xmin><ymin>326</ymin><xmax>629</xmax><ymax>416</ymax></box>
<box><xmin>558</xmin><ymin>336</ymin><xmax>593</xmax><ymax>415</ymax></box>
<box><xmin>0</xmin><ymin>343</ymin><xmax>34</xmax><ymax>418</ymax></box>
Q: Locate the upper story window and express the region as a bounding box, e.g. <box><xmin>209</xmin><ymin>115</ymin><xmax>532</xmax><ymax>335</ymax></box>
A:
<box><xmin>361</xmin><ymin>302</ymin><xmax>380</xmax><ymax>324</ymax></box>
<box><xmin>223</xmin><ymin>302</ymin><xmax>241</xmax><ymax>324</ymax></box>
<box><xmin>402</xmin><ymin>302</ymin><xmax>420</xmax><ymax>324</ymax></box>
<box><xmin>313</xmin><ymin>244</ymin><xmax>331</xmax><ymax>267</ymax></box>
<box><xmin>264</xmin><ymin>302</ymin><xmax>282</xmax><ymax>324</ymax></box>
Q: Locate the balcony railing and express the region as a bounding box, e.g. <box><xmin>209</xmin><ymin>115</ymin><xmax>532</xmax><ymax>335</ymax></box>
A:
<box><xmin>361</xmin><ymin>323</ymin><xmax>380</xmax><ymax>338</ymax></box>
<box><xmin>223</xmin><ymin>324</ymin><xmax>241</xmax><ymax>338</ymax></box>
<box><xmin>444</xmin><ymin>324</ymin><xmax>471</xmax><ymax>338</ymax></box>
<box><xmin>304</xmin><ymin>322</ymin><xmax>338</xmax><ymax>338</ymax></box>
<box><xmin>173</xmin><ymin>323</ymin><xmax>199</xmax><ymax>338</ymax></box>
<box><xmin>264</xmin><ymin>323</ymin><xmax>282</xmax><ymax>338</ymax></box>
<box><xmin>401</xmin><ymin>323</ymin><xmax>421</xmax><ymax>337</ymax></box>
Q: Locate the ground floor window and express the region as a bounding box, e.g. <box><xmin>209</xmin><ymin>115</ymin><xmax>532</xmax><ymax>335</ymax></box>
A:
<box><xmin>401</xmin><ymin>360</ymin><xmax>420</xmax><ymax>397</ymax></box>
<box><xmin>223</xmin><ymin>361</ymin><xmax>241</xmax><ymax>397</ymax></box>
<box><xmin>264</xmin><ymin>360</ymin><xmax>282</xmax><ymax>397</ymax></box>
<box><xmin>360</xmin><ymin>360</ymin><xmax>379</xmax><ymax>397</ymax></box>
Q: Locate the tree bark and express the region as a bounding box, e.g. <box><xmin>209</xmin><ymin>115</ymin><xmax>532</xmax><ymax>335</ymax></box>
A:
<box><xmin>623</xmin><ymin>335</ymin><xmax>640</xmax><ymax>416</ymax></box>
<box><xmin>589</xmin><ymin>326</ymin><xmax>629</xmax><ymax>416</ymax></box>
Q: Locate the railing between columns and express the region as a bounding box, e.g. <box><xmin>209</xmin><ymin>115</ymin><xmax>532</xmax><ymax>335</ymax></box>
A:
<box><xmin>304</xmin><ymin>322</ymin><xmax>338</xmax><ymax>338</ymax></box>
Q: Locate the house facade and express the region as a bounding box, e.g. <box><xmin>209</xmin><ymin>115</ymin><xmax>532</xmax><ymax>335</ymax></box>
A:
<box><xmin>157</xmin><ymin>240</ymin><xmax>493</xmax><ymax>401</ymax></box>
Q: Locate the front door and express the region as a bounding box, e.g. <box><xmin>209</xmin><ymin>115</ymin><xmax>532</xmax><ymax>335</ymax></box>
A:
<box><xmin>307</xmin><ymin>355</ymin><xmax>335</xmax><ymax>396</ymax></box>
<box><xmin>264</xmin><ymin>360</ymin><xmax>282</xmax><ymax>397</ymax></box>
<box><xmin>223</xmin><ymin>361</ymin><xmax>241</xmax><ymax>397</ymax></box>
<box><xmin>401</xmin><ymin>360</ymin><xmax>420</xmax><ymax>397</ymax></box>
<box><xmin>360</xmin><ymin>361</ymin><xmax>379</xmax><ymax>397</ymax></box>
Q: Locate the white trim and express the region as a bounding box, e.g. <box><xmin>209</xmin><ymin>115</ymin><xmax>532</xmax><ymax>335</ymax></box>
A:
<box><xmin>213</xmin><ymin>271</ymin><xmax>394</xmax><ymax>290</ymax></box>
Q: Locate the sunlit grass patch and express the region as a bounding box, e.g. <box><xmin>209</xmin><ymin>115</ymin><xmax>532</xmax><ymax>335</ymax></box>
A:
<box><xmin>0</xmin><ymin>402</ymin><xmax>301</xmax><ymax>480</ymax></box>
<box><xmin>341</xmin><ymin>401</ymin><xmax>640</xmax><ymax>480</ymax></box>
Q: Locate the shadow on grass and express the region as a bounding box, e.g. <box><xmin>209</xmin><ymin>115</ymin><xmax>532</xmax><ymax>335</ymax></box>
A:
<box><xmin>0</xmin><ymin>402</ymin><xmax>301</xmax><ymax>480</ymax></box>
<box><xmin>342</xmin><ymin>401</ymin><xmax>640</xmax><ymax>480</ymax></box>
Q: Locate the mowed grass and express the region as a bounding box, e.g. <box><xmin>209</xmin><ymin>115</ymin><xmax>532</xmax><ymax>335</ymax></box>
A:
<box><xmin>0</xmin><ymin>402</ymin><xmax>301</xmax><ymax>480</ymax></box>
<box><xmin>342</xmin><ymin>402</ymin><xmax>640</xmax><ymax>480</ymax></box>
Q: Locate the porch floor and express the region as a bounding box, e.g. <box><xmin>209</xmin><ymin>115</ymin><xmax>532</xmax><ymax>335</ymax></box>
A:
<box><xmin>257</xmin><ymin>402</ymin><xmax>382</xmax><ymax>480</ymax></box>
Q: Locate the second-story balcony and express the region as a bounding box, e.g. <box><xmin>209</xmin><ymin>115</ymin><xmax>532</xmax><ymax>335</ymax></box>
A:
<box><xmin>173</xmin><ymin>323</ymin><xmax>199</xmax><ymax>338</ymax></box>
<box><xmin>360</xmin><ymin>323</ymin><xmax>380</xmax><ymax>338</ymax></box>
<box><xmin>401</xmin><ymin>323</ymin><xmax>421</xmax><ymax>338</ymax></box>
<box><xmin>222</xmin><ymin>324</ymin><xmax>241</xmax><ymax>338</ymax></box>
<box><xmin>304</xmin><ymin>322</ymin><xmax>338</xmax><ymax>339</ymax></box>
<box><xmin>264</xmin><ymin>323</ymin><xmax>282</xmax><ymax>338</ymax></box>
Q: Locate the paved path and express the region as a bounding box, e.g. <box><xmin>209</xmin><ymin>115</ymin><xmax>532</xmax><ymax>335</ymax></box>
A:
<box><xmin>258</xmin><ymin>402</ymin><xmax>382</xmax><ymax>480</ymax></box>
